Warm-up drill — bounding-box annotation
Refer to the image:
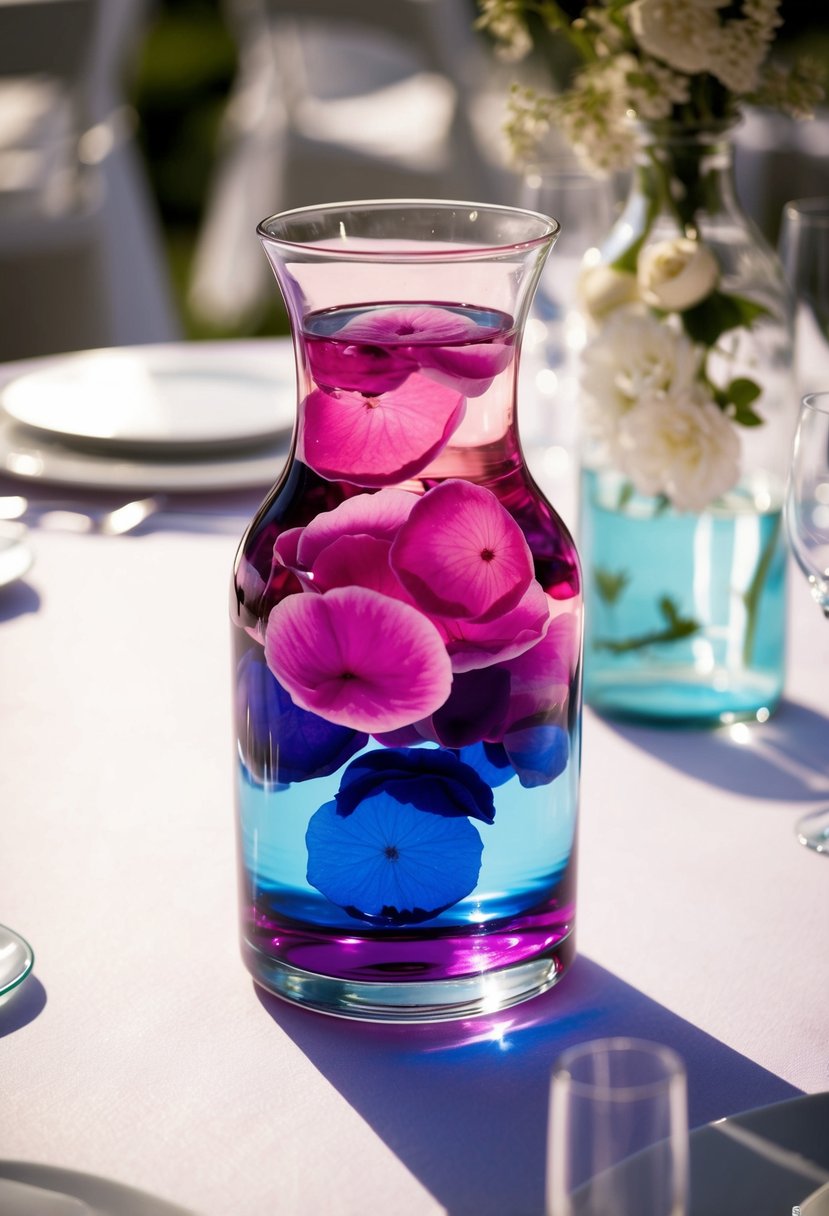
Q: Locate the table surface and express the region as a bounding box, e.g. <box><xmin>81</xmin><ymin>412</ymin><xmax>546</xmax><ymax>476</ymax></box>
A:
<box><xmin>0</xmin><ymin>343</ymin><xmax>827</xmax><ymax>1216</ymax></box>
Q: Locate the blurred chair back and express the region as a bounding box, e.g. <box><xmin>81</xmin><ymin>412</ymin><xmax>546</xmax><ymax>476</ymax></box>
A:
<box><xmin>0</xmin><ymin>0</ymin><xmax>180</xmax><ymax>361</ymax></box>
<box><xmin>189</xmin><ymin>0</ymin><xmax>504</xmax><ymax>329</ymax></box>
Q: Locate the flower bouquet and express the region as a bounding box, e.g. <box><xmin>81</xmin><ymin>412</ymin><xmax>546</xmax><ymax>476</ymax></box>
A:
<box><xmin>478</xmin><ymin>0</ymin><xmax>824</xmax><ymax>723</ymax></box>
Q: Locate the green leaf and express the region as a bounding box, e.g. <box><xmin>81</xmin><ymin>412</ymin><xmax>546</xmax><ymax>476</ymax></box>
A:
<box><xmin>594</xmin><ymin>567</ymin><xmax>630</xmax><ymax>606</ymax></box>
<box><xmin>593</xmin><ymin>595</ymin><xmax>700</xmax><ymax>654</ymax></box>
<box><xmin>714</xmin><ymin>377</ymin><xmax>765</xmax><ymax>427</ymax></box>
<box><xmin>681</xmin><ymin>291</ymin><xmax>771</xmax><ymax>347</ymax></box>
<box><xmin>727</xmin><ymin>377</ymin><xmax>762</xmax><ymax>409</ymax></box>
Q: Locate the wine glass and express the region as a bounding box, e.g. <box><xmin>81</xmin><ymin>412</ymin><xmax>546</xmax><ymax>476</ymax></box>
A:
<box><xmin>785</xmin><ymin>392</ymin><xmax>829</xmax><ymax>854</ymax></box>
<box><xmin>547</xmin><ymin>1038</ymin><xmax>689</xmax><ymax>1216</ymax></box>
<box><xmin>778</xmin><ymin>197</ymin><xmax>829</xmax><ymax>393</ymax></box>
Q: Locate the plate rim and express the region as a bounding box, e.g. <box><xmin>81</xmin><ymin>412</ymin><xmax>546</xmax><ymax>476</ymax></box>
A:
<box><xmin>0</xmin><ymin>338</ymin><xmax>296</xmax><ymax>454</ymax></box>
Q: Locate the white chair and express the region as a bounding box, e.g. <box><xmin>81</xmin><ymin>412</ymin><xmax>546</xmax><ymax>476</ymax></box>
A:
<box><xmin>189</xmin><ymin>0</ymin><xmax>507</xmax><ymax>329</ymax></box>
<box><xmin>0</xmin><ymin>0</ymin><xmax>180</xmax><ymax>361</ymax></box>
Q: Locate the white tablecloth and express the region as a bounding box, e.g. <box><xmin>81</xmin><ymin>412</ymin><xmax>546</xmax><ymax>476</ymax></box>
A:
<box><xmin>0</xmin><ymin>349</ymin><xmax>827</xmax><ymax>1216</ymax></box>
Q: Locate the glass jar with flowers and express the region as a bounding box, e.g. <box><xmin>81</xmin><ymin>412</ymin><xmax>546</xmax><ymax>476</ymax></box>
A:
<box><xmin>477</xmin><ymin>0</ymin><xmax>824</xmax><ymax>723</ymax></box>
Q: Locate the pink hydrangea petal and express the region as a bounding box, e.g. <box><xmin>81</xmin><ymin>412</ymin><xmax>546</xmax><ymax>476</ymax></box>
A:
<box><xmin>419</xmin><ymin>340</ymin><xmax>513</xmax><ymax>398</ymax></box>
<box><xmin>435</xmin><ymin>578</ymin><xmax>552</xmax><ymax>672</ymax></box>
<box><xmin>336</xmin><ymin>305</ymin><xmax>487</xmax><ymax>345</ymax></box>
<box><xmin>299</xmin><ymin>374</ymin><xmax>465</xmax><ymax>488</ymax></box>
<box><xmin>499</xmin><ymin>608</ymin><xmax>579</xmax><ymax>727</ymax></box>
<box><xmin>297</xmin><ymin>489</ymin><xmax>417</xmax><ymax>569</ymax></box>
<box><xmin>306</xmin><ymin>337</ymin><xmax>416</xmax><ymax>394</ymax></box>
<box><xmin>273</xmin><ymin>527</ymin><xmax>303</xmax><ymax>570</ymax></box>
<box><xmin>264</xmin><ymin>586</ymin><xmax>452</xmax><ymax>733</ymax></box>
<box><xmin>311</xmin><ymin>535</ymin><xmax>410</xmax><ymax>601</ymax></box>
<box><xmin>390</xmin><ymin>479</ymin><xmax>534</xmax><ymax>620</ymax></box>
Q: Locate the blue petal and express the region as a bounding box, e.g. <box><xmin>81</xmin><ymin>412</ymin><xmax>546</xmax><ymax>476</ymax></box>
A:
<box><xmin>237</xmin><ymin>652</ymin><xmax>367</xmax><ymax>784</ymax></box>
<box><xmin>306</xmin><ymin>792</ymin><xmax>483</xmax><ymax>924</ymax></box>
<box><xmin>456</xmin><ymin>741</ymin><xmax>515</xmax><ymax>788</ymax></box>
<box><xmin>335</xmin><ymin>747</ymin><xmax>495</xmax><ymax>823</ymax></box>
<box><xmin>504</xmin><ymin>724</ymin><xmax>570</xmax><ymax>788</ymax></box>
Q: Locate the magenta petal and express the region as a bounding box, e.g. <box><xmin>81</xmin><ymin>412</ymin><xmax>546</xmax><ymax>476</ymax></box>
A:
<box><xmin>299</xmin><ymin>374</ymin><xmax>466</xmax><ymax>488</ymax></box>
<box><xmin>297</xmin><ymin>489</ymin><xmax>417</xmax><ymax>569</ymax></box>
<box><xmin>435</xmin><ymin>578</ymin><xmax>552</xmax><ymax>672</ymax></box>
<box><xmin>419</xmin><ymin>340</ymin><xmax>513</xmax><ymax>398</ymax></box>
<box><xmin>312</xmin><ymin>535</ymin><xmax>409</xmax><ymax>600</ymax></box>
<box><xmin>273</xmin><ymin>527</ymin><xmax>303</xmax><ymax>570</ymax></box>
<box><xmin>500</xmin><ymin>608</ymin><xmax>579</xmax><ymax>726</ymax></box>
<box><xmin>336</xmin><ymin>305</ymin><xmax>486</xmax><ymax>345</ymax></box>
<box><xmin>306</xmin><ymin>337</ymin><xmax>416</xmax><ymax>394</ymax></box>
<box><xmin>390</xmin><ymin>480</ymin><xmax>534</xmax><ymax>620</ymax></box>
<box><xmin>264</xmin><ymin>586</ymin><xmax>452</xmax><ymax>733</ymax></box>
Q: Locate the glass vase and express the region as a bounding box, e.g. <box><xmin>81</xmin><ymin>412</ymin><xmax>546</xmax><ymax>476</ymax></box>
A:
<box><xmin>578</xmin><ymin>120</ymin><xmax>794</xmax><ymax>724</ymax></box>
<box><xmin>230</xmin><ymin>200</ymin><xmax>582</xmax><ymax>1022</ymax></box>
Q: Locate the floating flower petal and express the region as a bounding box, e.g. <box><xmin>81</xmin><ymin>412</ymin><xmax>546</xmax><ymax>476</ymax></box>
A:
<box><xmin>311</xmin><ymin>535</ymin><xmax>409</xmax><ymax>599</ymax></box>
<box><xmin>504</xmin><ymin>724</ymin><xmax>570</xmax><ymax>788</ymax></box>
<box><xmin>429</xmin><ymin>667</ymin><xmax>512</xmax><ymax>749</ymax></box>
<box><xmin>299</xmin><ymin>375</ymin><xmax>465</xmax><ymax>488</ymax></box>
<box><xmin>236</xmin><ymin>652</ymin><xmax>367</xmax><ymax>786</ymax></box>
<box><xmin>265</xmin><ymin>586</ymin><xmax>452</xmax><ymax>733</ymax></box>
<box><xmin>336</xmin><ymin>304</ymin><xmax>489</xmax><ymax>346</ymax></box>
<box><xmin>336</xmin><ymin>746</ymin><xmax>495</xmax><ymax>824</ymax></box>
<box><xmin>390</xmin><ymin>480</ymin><xmax>534</xmax><ymax>620</ymax></box>
<box><xmin>306</xmin><ymin>793</ymin><xmax>483</xmax><ymax>925</ymax></box>
<box><xmin>306</xmin><ymin>336</ymin><xmax>416</xmax><ymax>395</ymax></box>
<box><xmin>499</xmin><ymin>608</ymin><xmax>580</xmax><ymax>727</ymax></box>
<box><xmin>434</xmin><ymin>577</ymin><xmax>551</xmax><ymax>671</ymax></box>
<box><xmin>296</xmin><ymin>490</ymin><xmax>418</xmax><ymax>569</ymax></box>
<box><xmin>455</xmin><ymin>741</ymin><xmax>515</xmax><ymax>788</ymax></box>
<box><xmin>419</xmin><ymin>339</ymin><xmax>513</xmax><ymax>397</ymax></box>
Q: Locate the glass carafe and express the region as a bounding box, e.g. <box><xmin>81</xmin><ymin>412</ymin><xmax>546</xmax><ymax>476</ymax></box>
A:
<box><xmin>230</xmin><ymin>200</ymin><xmax>583</xmax><ymax>1021</ymax></box>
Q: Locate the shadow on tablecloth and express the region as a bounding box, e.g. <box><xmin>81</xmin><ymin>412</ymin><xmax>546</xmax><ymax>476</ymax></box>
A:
<box><xmin>256</xmin><ymin>955</ymin><xmax>801</xmax><ymax>1216</ymax></box>
<box><xmin>0</xmin><ymin>976</ymin><xmax>46</xmax><ymax>1038</ymax></box>
<box><xmin>594</xmin><ymin>698</ymin><xmax>829</xmax><ymax>803</ymax></box>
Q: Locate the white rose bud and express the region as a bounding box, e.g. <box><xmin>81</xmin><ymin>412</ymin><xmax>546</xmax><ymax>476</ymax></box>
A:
<box><xmin>578</xmin><ymin>264</ymin><xmax>640</xmax><ymax>323</ymax></box>
<box><xmin>637</xmin><ymin>238</ymin><xmax>719</xmax><ymax>312</ymax></box>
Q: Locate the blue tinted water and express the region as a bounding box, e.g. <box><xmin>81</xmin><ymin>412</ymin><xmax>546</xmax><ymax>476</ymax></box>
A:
<box><xmin>581</xmin><ymin>468</ymin><xmax>787</xmax><ymax>723</ymax></box>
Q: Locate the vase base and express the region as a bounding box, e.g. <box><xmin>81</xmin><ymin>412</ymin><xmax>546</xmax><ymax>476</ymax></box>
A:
<box><xmin>585</xmin><ymin>668</ymin><xmax>781</xmax><ymax>726</ymax></box>
<box><xmin>242</xmin><ymin>934</ymin><xmax>575</xmax><ymax>1023</ymax></box>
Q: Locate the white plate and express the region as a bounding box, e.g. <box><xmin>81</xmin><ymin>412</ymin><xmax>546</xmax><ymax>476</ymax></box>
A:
<box><xmin>0</xmin><ymin>1165</ymin><xmax>195</xmax><ymax>1216</ymax></box>
<box><xmin>0</xmin><ymin>523</ymin><xmax>33</xmax><ymax>587</ymax></box>
<box><xmin>0</xmin><ymin>341</ymin><xmax>295</xmax><ymax>455</ymax></box>
<box><xmin>0</xmin><ymin>413</ymin><xmax>292</xmax><ymax>493</ymax></box>
<box><xmin>689</xmin><ymin>1091</ymin><xmax>829</xmax><ymax>1216</ymax></box>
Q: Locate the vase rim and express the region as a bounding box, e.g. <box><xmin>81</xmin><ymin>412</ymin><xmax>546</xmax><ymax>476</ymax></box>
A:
<box><xmin>257</xmin><ymin>198</ymin><xmax>560</xmax><ymax>262</ymax></box>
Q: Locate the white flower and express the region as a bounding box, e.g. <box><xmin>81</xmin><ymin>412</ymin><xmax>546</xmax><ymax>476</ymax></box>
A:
<box><xmin>578</xmin><ymin>264</ymin><xmax>641</xmax><ymax>324</ymax></box>
<box><xmin>582</xmin><ymin>312</ymin><xmax>697</xmax><ymax>418</ymax></box>
<box><xmin>628</xmin><ymin>0</ymin><xmax>724</xmax><ymax>76</ymax></box>
<box><xmin>709</xmin><ymin>1</ymin><xmax>782</xmax><ymax>93</ymax></box>
<box><xmin>616</xmin><ymin>387</ymin><xmax>741</xmax><ymax>511</ymax></box>
<box><xmin>637</xmin><ymin>237</ymin><xmax>719</xmax><ymax>312</ymax></box>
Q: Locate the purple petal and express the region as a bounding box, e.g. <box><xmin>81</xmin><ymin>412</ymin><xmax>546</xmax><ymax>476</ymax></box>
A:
<box><xmin>264</xmin><ymin>586</ymin><xmax>452</xmax><ymax>733</ymax></box>
<box><xmin>499</xmin><ymin>608</ymin><xmax>579</xmax><ymax>727</ymax></box>
<box><xmin>390</xmin><ymin>479</ymin><xmax>534</xmax><ymax>620</ymax></box>
<box><xmin>298</xmin><ymin>374</ymin><xmax>465</xmax><ymax>488</ymax></box>
<box><xmin>430</xmin><ymin>667</ymin><xmax>512</xmax><ymax>749</ymax></box>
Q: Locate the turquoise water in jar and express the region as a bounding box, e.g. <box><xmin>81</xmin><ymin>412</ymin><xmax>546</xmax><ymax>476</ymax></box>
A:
<box><xmin>580</xmin><ymin>467</ymin><xmax>787</xmax><ymax>724</ymax></box>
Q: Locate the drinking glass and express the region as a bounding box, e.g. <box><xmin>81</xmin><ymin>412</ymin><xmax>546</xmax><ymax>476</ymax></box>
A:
<box><xmin>547</xmin><ymin>1038</ymin><xmax>688</xmax><ymax>1216</ymax></box>
<box><xmin>778</xmin><ymin>197</ymin><xmax>829</xmax><ymax>392</ymax></box>
<box><xmin>785</xmin><ymin>392</ymin><xmax>829</xmax><ymax>854</ymax></box>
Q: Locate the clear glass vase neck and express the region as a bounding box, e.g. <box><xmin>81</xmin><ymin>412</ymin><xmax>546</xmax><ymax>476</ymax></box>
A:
<box><xmin>627</xmin><ymin>117</ymin><xmax>744</xmax><ymax>233</ymax></box>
